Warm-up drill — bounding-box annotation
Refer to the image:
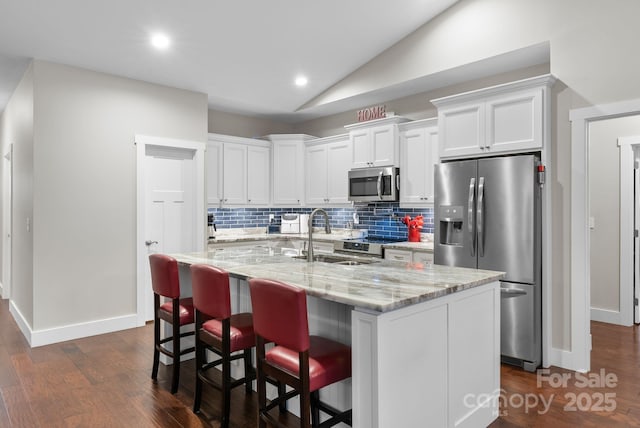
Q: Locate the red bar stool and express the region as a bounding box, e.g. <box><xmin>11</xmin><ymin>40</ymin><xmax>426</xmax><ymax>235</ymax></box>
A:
<box><xmin>148</xmin><ymin>253</ymin><xmax>195</xmax><ymax>394</ymax></box>
<box><xmin>190</xmin><ymin>264</ymin><xmax>256</xmax><ymax>428</ymax></box>
<box><xmin>249</xmin><ymin>278</ymin><xmax>352</xmax><ymax>428</ymax></box>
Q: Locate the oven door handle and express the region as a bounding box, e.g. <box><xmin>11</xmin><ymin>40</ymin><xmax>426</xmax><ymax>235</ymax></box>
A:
<box><xmin>377</xmin><ymin>171</ymin><xmax>383</xmax><ymax>199</ymax></box>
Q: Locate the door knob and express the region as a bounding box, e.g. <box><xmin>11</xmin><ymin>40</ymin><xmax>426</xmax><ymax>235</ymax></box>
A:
<box><xmin>145</xmin><ymin>240</ymin><xmax>158</xmax><ymax>246</ymax></box>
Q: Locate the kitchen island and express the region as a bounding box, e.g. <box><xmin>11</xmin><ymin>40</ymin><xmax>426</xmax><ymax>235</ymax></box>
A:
<box><xmin>172</xmin><ymin>246</ymin><xmax>503</xmax><ymax>428</ymax></box>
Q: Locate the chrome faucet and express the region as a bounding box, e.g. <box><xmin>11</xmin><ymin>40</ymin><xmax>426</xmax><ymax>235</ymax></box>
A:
<box><xmin>307</xmin><ymin>208</ymin><xmax>331</xmax><ymax>262</ymax></box>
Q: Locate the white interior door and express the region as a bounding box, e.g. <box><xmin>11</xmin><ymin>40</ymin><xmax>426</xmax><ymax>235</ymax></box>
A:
<box><xmin>2</xmin><ymin>145</ymin><xmax>12</xmax><ymax>300</ymax></box>
<box><xmin>136</xmin><ymin>135</ymin><xmax>205</xmax><ymax>325</ymax></box>
<box><xmin>144</xmin><ymin>145</ymin><xmax>198</xmax><ymax>321</ymax></box>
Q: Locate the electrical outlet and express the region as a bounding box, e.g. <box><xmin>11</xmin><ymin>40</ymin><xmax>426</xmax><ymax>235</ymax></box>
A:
<box><xmin>269</xmin><ymin>214</ymin><xmax>275</xmax><ymax>223</ymax></box>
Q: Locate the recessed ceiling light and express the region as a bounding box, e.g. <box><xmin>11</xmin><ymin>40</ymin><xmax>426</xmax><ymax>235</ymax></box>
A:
<box><xmin>295</xmin><ymin>76</ymin><xmax>308</xmax><ymax>87</ymax></box>
<box><xmin>151</xmin><ymin>33</ymin><xmax>171</xmax><ymax>50</ymax></box>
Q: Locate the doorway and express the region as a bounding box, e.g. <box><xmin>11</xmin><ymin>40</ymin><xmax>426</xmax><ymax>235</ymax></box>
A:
<box><xmin>135</xmin><ymin>135</ymin><xmax>205</xmax><ymax>325</ymax></box>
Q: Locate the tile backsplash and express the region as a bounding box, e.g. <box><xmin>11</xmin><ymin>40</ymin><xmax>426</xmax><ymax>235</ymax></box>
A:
<box><xmin>208</xmin><ymin>203</ymin><xmax>434</xmax><ymax>241</ymax></box>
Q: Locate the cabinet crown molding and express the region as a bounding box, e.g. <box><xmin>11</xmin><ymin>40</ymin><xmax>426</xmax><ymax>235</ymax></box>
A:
<box><xmin>344</xmin><ymin>115</ymin><xmax>410</xmax><ymax>131</ymax></box>
<box><xmin>399</xmin><ymin>117</ymin><xmax>438</xmax><ymax>131</ymax></box>
<box><xmin>264</xmin><ymin>134</ymin><xmax>317</xmax><ymax>143</ymax></box>
<box><xmin>208</xmin><ymin>132</ymin><xmax>271</xmax><ymax>147</ymax></box>
<box><xmin>305</xmin><ymin>133</ymin><xmax>349</xmax><ymax>146</ymax></box>
<box><xmin>430</xmin><ymin>74</ymin><xmax>557</xmax><ymax>108</ymax></box>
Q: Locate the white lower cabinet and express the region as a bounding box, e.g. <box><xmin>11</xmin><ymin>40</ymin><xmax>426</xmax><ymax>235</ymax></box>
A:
<box><xmin>384</xmin><ymin>248</ymin><xmax>434</xmax><ymax>265</ymax></box>
<box><xmin>352</xmin><ymin>282</ymin><xmax>500</xmax><ymax>427</ymax></box>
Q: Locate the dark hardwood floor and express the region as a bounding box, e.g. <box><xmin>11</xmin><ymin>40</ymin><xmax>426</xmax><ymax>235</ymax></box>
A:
<box><xmin>1</xmin><ymin>299</ymin><xmax>640</xmax><ymax>427</ymax></box>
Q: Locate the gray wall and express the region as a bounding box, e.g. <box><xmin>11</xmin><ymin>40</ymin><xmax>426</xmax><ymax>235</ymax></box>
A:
<box><xmin>0</xmin><ymin>62</ymin><xmax>34</xmax><ymax>326</ymax></box>
<box><xmin>2</xmin><ymin>60</ymin><xmax>208</xmax><ymax>332</ymax></box>
<box><xmin>208</xmin><ymin>109</ymin><xmax>293</xmax><ymax>138</ymax></box>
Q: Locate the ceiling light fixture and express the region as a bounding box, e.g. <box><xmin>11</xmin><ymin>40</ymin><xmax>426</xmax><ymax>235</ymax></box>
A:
<box><xmin>295</xmin><ymin>76</ymin><xmax>308</xmax><ymax>87</ymax></box>
<box><xmin>151</xmin><ymin>33</ymin><xmax>171</xmax><ymax>50</ymax></box>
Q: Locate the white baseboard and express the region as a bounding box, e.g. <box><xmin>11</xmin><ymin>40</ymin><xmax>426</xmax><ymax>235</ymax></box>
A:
<box><xmin>10</xmin><ymin>301</ymin><xmax>139</xmax><ymax>347</ymax></box>
<box><xmin>590</xmin><ymin>307</ymin><xmax>628</xmax><ymax>326</ymax></box>
<box><xmin>547</xmin><ymin>346</ymin><xmax>588</xmax><ymax>373</ymax></box>
<box><xmin>10</xmin><ymin>300</ymin><xmax>33</xmax><ymax>346</ymax></box>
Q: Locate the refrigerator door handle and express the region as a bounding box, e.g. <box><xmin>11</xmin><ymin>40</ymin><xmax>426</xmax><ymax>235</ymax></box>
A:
<box><xmin>477</xmin><ymin>176</ymin><xmax>485</xmax><ymax>257</ymax></box>
<box><xmin>501</xmin><ymin>287</ymin><xmax>527</xmax><ymax>297</ymax></box>
<box><xmin>468</xmin><ymin>177</ymin><xmax>476</xmax><ymax>256</ymax></box>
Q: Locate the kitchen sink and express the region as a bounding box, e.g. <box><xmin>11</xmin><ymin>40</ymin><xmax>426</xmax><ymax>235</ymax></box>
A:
<box><xmin>292</xmin><ymin>254</ymin><xmax>379</xmax><ymax>265</ymax></box>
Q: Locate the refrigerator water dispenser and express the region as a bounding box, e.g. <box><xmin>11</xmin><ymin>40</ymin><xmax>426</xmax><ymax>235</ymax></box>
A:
<box><xmin>438</xmin><ymin>205</ymin><xmax>464</xmax><ymax>245</ymax></box>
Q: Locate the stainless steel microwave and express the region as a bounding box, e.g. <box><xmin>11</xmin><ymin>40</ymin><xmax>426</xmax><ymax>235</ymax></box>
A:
<box><xmin>348</xmin><ymin>166</ymin><xmax>400</xmax><ymax>202</ymax></box>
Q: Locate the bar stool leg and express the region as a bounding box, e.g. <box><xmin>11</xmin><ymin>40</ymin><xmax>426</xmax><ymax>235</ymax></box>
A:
<box><xmin>256</xmin><ymin>337</ymin><xmax>267</xmax><ymax>428</ymax></box>
<box><xmin>221</xmin><ymin>351</ymin><xmax>231</xmax><ymax>428</ymax></box>
<box><xmin>171</xmin><ymin>324</ymin><xmax>180</xmax><ymax>394</ymax></box>
<box><xmin>311</xmin><ymin>390</ymin><xmax>320</xmax><ymax>427</ymax></box>
<box><xmin>243</xmin><ymin>349</ymin><xmax>253</xmax><ymax>394</ymax></box>
<box><xmin>278</xmin><ymin>382</ymin><xmax>287</xmax><ymax>412</ymax></box>
<box><xmin>193</xmin><ymin>332</ymin><xmax>204</xmax><ymax>413</ymax></box>
<box><xmin>151</xmin><ymin>296</ymin><xmax>160</xmax><ymax>381</ymax></box>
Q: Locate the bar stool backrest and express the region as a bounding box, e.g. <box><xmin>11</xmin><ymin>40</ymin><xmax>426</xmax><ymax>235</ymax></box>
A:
<box><xmin>190</xmin><ymin>264</ymin><xmax>231</xmax><ymax>319</ymax></box>
<box><xmin>149</xmin><ymin>254</ymin><xmax>180</xmax><ymax>299</ymax></box>
<box><xmin>249</xmin><ymin>278</ymin><xmax>310</xmax><ymax>353</ymax></box>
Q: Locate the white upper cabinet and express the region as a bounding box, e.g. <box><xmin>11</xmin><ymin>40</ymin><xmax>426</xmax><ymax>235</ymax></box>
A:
<box><xmin>305</xmin><ymin>143</ymin><xmax>329</xmax><ymax>205</ymax></box>
<box><xmin>247</xmin><ymin>145</ymin><xmax>270</xmax><ymax>205</ymax></box>
<box><xmin>223</xmin><ymin>143</ymin><xmax>247</xmax><ymax>205</ymax></box>
<box><xmin>326</xmin><ymin>137</ymin><xmax>352</xmax><ymax>204</ymax></box>
<box><xmin>400</xmin><ymin>118</ymin><xmax>439</xmax><ymax>206</ymax></box>
<box><xmin>305</xmin><ymin>135</ymin><xmax>352</xmax><ymax>206</ymax></box>
<box><xmin>345</xmin><ymin>116</ymin><xmax>409</xmax><ymax>168</ymax></box>
<box><xmin>432</xmin><ymin>75</ymin><xmax>555</xmax><ymax>160</ymax></box>
<box><xmin>207</xmin><ymin>134</ymin><xmax>271</xmax><ymax>207</ymax></box>
<box><xmin>206</xmin><ymin>140</ymin><xmax>223</xmax><ymax>205</ymax></box>
<box><xmin>268</xmin><ymin>134</ymin><xmax>315</xmax><ymax>206</ymax></box>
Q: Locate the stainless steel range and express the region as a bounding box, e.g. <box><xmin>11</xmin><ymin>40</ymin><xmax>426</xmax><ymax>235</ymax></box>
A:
<box><xmin>334</xmin><ymin>236</ymin><xmax>401</xmax><ymax>257</ymax></box>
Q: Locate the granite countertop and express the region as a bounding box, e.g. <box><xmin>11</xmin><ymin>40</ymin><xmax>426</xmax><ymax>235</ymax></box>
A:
<box><xmin>172</xmin><ymin>246</ymin><xmax>503</xmax><ymax>313</ymax></box>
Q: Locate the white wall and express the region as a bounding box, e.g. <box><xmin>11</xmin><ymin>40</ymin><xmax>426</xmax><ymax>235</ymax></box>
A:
<box><xmin>28</xmin><ymin>60</ymin><xmax>207</xmax><ymax>332</ymax></box>
<box><xmin>0</xmin><ymin>62</ymin><xmax>34</xmax><ymax>326</ymax></box>
<box><xmin>589</xmin><ymin>115</ymin><xmax>640</xmax><ymax>315</ymax></box>
<box><xmin>294</xmin><ymin>0</ymin><xmax>640</xmax><ymax>352</ymax></box>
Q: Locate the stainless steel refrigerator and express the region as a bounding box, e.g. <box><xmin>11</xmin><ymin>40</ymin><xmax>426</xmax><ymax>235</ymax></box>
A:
<box><xmin>434</xmin><ymin>154</ymin><xmax>542</xmax><ymax>372</ymax></box>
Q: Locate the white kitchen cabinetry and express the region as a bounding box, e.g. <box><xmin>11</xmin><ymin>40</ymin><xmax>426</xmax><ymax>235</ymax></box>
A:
<box><xmin>268</xmin><ymin>134</ymin><xmax>316</xmax><ymax>206</ymax></box>
<box><xmin>345</xmin><ymin>116</ymin><xmax>409</xmax><ymax>169</ymax></box>
<box><xmin>432</xmin><ymin>75</ymin><xmax>555</xmax><ymax>160</ymax></box>
<box><xmin>385</xmin><ymin>248</ymin><xmax>434</xmax><ymax>265</ymax></box>
<box><xmin>305</xmin><ymin>135</ymin><xmax>352</xmax><ymax>206</ymax></box>
<box><xmin>207</xmin><ymin>134</ymin><xmax>271</xmax><ymax>207</ymax></box>
<box><xmin>399</xmin><ymin>118</ymin><xmax>439</xmax><ymax>206</ymax></box>
<box><xmin>222</xmin><ymin>143</ymin><xmax>247</xmax><ymax>205</ymax></box>
<box><xmin>247</xmin><ymin>145</ymin><xmax>270</xmax><ymax>205</ymax></box>
<box><xmin>206</xmin><ymin>140</ymin><xmax>223</xmax><ymax>205</ymax></box>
